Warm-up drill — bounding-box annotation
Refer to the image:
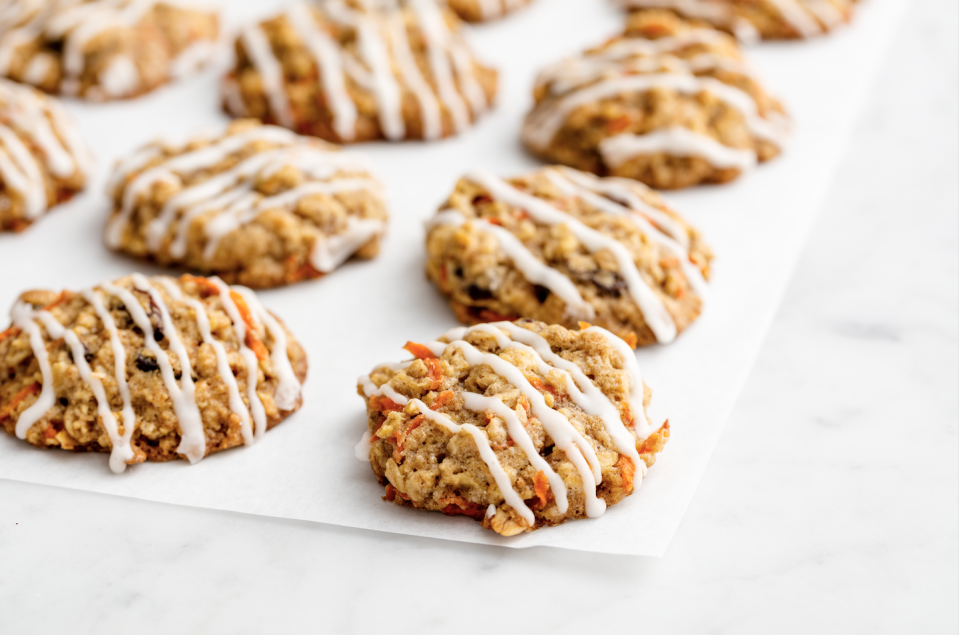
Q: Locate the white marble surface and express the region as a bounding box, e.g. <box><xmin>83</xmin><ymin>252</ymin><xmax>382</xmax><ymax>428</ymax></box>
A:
<box><xmin>1</xmin><ymin>1</ymin><xmax>956</xmax><ymax>632</ymax></box>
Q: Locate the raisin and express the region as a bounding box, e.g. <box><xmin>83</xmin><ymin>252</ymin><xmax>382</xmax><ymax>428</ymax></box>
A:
<box><xmin>467</xmin><ymin>284</ymin><xmax>493</xmax><ymax>300</ymax></box>
<box><xmin>533</xmin><ymin>285</ymin><xmax>551</xmax><ymax>303</ymax></box>
<box><xmin>136</xmin><ymin>353</ymin><xmax>159</xmax><ymax>372</ymax></box>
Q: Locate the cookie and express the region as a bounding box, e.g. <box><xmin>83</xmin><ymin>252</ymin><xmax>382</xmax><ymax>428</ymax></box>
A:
<box><xmin>0</xmin><ymin>0</ymin><xmax>220</xmax><ymax>101</ymax></box>
<box><xmin>614</xmin><ymin>0</ymin><xmax>857</xmax><ymax>41</ymax></box>
<box><xmin>0</xmin><ymin>78</ymin><xmax>91</xmax><ymax>232</ymax></box>
<box><xmin>222</xmin><ymin>0</ymin><xmax>497</xmax><ymax>143</ymax></box>
<box><xmin>445</xmin><ymin>0</ymin><xmax>533</xmax><ymax>23</ymax></box>
<box><xmin>357</xmin><ymin>320</ymin><xmax>669</xmax><ymax>535</ymax></box>
<box><xmin>521</xmin><ymin>10</ymin><xmax>789</xmax><ymax>190</ymax></box>
<box><xmin>0</xmin><ymin>274</ymin><xmax>307</xmax><ymax>473</ymax></box>
<box><xmin>104</xmin><ymin>119</ymin><xmax>388</xmax><ymax>289</ymax></box>
<box><xmin>425</xmin><ymin>166</ymin><xmax>712</xmax><ymax>347</ymax></box>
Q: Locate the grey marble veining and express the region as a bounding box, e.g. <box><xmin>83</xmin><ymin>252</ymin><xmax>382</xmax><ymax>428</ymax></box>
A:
<box><xmin>1</xmin><ymin>1</ymin><xmax>956</xmax><ymax>633</ymax></box>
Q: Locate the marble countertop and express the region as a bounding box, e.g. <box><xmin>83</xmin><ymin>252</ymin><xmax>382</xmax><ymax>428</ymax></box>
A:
<box><xmin>2</xmin><ymin>2</ymin><xmax>956</xmax><ymax>633</ymax></box>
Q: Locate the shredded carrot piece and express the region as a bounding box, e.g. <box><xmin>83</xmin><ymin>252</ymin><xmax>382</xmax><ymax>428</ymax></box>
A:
<box><xmin>639</xmin><ymin>420</ymin><xmax>670</xmax><ymax>455</ymax></box>
<box><xmin>624</xmin><ymin>332</ymin><xmax>639</xmax><ymax>349</ymax></box>
<box><xmin>384</xmin><ymin>484</ymin><xmax>396</xmax><ymax>502</ymax></box>
<box><xmin>439</xmin><ymin>495</ymin><xmax>486</xmax><ymax>520</ymax></box>
<box><xmin>438</xmin><ymin>264</ymin><xmax>450</xmax><ymax>292</ymax></box>
<box><xmin>369</xmin><ymin>395</ymin><xmax>403</xmax><ymax>413</ymax></box>
<box><xmin>528</xmin><ymin>375</ymin><xmax>560</xmax><ymax>398</ymax></box>
<box><xmin>532</xmin><ymin>470</ymin><xmax>550</xmax><ymax>510</ymax></box>
<box><xmin>424</xmin><ymin>357</ymin><xmax>444</xmax><ymax>390</ymax></box>
<box><xmin>283</xmin><ymin>256</ymin><xmax>324</xmax><ymax>284</ymax></box>
<box><xmin>403</xmin><ymin>341</ymin><xmax>437</xmax><ymax>360</ymax></box>
<box><xmin>42</xmin><ymin>291</ymin><xmax>73</xmax><ymax>312</ymax></box>
<box><xmin>43</xmin><ymin>425</ymin><xmax>57</xmax><ymax>440</ymax></box>
<box><xmin>515</xmin><ymin>210</ymin><xmax>530</xmax><ymax>221</ymax></box>
<box><xmin>0</xmin><ymin>326</ymin><xmax>21</xmax><ymax>345</ymax></box>
<box><xmin>431</xmin><ymin>391</ymin><xmax>455</xmax><ymax>410</ymax></box>
<box><xmin>486</xmin><ymin>217</ymin><xmax>503</xmax><ymax>226</ymax></box>
<box><xmin>0</xmin><ymin>382</ymin><xmax>41</xmax><ymax>422</ymax></box>
<box><xmin>578</xmin><ymin>321</ymin><xmax>593</xmax><ymax>330</ymax></box>
<box><xmin>622</xmin><ymin>403</ymin><xmax>635</xmax><ymax>429</ymax></box>
<box><xmin>617</xmin><ymin>456</ymin><xmax>636</xmax><ymax>495</ymax></box>
<box><xmin>606</xmin><ymin>115</ymin><xmax>632</xmax><ymax>133</ymax></box>
<box><xmin>393</xmin><ymin>414</ymin><xmax>425</xmax><ymax>461</ymax></box>
<box><xmin>229</xmin><ymin>290</ymin><xmax>268</xmax><ymax>361</ymax></box>
<box><xmin>182</xmin><ymin>274</ymin><xmax>220</xmax><ymax>297</ymax></box>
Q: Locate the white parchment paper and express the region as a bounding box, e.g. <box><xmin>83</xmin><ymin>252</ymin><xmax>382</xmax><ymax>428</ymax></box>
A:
<box><xmin>0</xmin><ymin>0</ymin><xmax>905</xmax><ymax>555</ymax></box>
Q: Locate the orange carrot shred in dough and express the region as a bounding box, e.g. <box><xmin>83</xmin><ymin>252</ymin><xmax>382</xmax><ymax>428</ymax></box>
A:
<box><xmin>639</xmin><ymin>420</ymin><xmax>670</xmax><ymax>455</ymax></box>
<box><xmin>578</xmin><ymin>321</ymin><xmax>592</xmax><ymax>330</ymax></box>
<box><xmin>0</xmin><ymin>382</ymin><xmax>41</xmax><ymax>422</ymax></box>
<box><xmin>431</xmin><ymin>390</ymin><xmax>455</xmax><ymax>410</ymax></box>
<box><xmin>617</xmin><ymin>456</ymin><xmax>636</xmax><ymax>495</ymax></box>
<box><xmin>623</xmin><ymin>332</ymin><xmax>639</xmax><ymax>349</ymax></box>
<box><xmin>532</xmin><ymin>470</ymin><xmax>550</xmax><ymax>510</ymax></box>
<box><xmin>369</xmin><ymin>395</ymin><xmax>403</xmax><ymax>412</ymax></box>
<box><xmin>182</xmin><ymin>274</ymin><xmax>220</xmax><ymax>297</ymax></box>
<box><xmin>0</xmin><ymin>326</ymin><xmax>21</xmax><ymax>344</ymax></box>
<box><xmin>403</xmin><ymin>341</ymin><xmax>437</xmax><ymax>359</ymax></box>
<box><xmin>41</xmin><ymin>291</ymin><xmax>73</xmax><ymax>312</ymax></box>
<box><xmin>229</xmin><ymin>290</ymin><xmax>268</xmax><ymax>361</ymax></box>
<box><xmin>424</xmin><ymin>357</ymin><xmax>444</xmax><ymax>390</ymax></box>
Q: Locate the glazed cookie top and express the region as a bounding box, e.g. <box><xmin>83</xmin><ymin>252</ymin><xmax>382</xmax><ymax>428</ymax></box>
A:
<box><xmin>428</xmin><ymin>167</ymin><xmax>712</xmax><ymax>345</ymax></box>
<box><xmin>358</xmin><ymin>320</ymin><xmax>669</xmax><ymax>534</ymax></box>
<box><xmin>0</xmin><ymin>274</ymin><xmax>305</xmax><ymax>473</ymax></box>
<box><xmin>104</xmin><ymin>120</ymin><xmax>387</xmax><ymax>288</ymax></box>
<box><xmin>614</xmin><ymin>0</ymin><xmax>855</xmax><ymax>41</ymax></box>
<box><xmin>224</xmin><ymin>0</ymin><xmax>495</xmax><ymax>142</ymax></box>
<box><xmin>523</xmin><ymin>11</ymin><xmax>788</xmax><ymax>177</ymax></box>
<box><xmin>0</xmin><ymin>78</ymin><xmax>91</xmax><ymax>231</ymax></box>
<box><xmin>0</xmin><ymin>0</ymin><xmax>221</xmax><ymax>100</ymax></box>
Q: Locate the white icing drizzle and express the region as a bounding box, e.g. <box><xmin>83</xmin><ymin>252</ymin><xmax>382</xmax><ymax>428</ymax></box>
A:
<box><xmin>354</xmin><ymin>319</ymin><xmax>661</xmax><ymax>518</ymax></box>
<box><xmin>426</xmin><ymin>208</ymin><xmax>596</xmax><ymax>321</ymax></box>
<box><xmin>230</xmin><ymin>0</ymin><xmax>487</xmax><ymax>141</ymax></box>
<box><xmin>10</xmin><ymin>301</ymin><xmax>57</xmax><ymax>439</ymax></box>
<box><xmin>209</xmin><ymin>277</ymin><xmax>268</xmax><ymax>438</ymax></box>
<box><xmin>234</xmin><ymin>287</ymin><xmax>301</xmax><ymax>411</ymax></box>
<box><xmin>409</xmin><ymin>0</ymin><xmax>470</xmax><ymax>133</ymax></box>
<box><xmin>446</xmin><ymin>337</ymin><xmax>604</xmax><ymax>516</ymax></box>
<box><xmin>465</xmin><ymin>170</ymin><xmax>678</xmax><ymax>344</ymax></box>
<box><xmin>4</xmin><ymin>274</ymin><xmax>292</xmax><ymax>471</ymax></box>
<box><xmin>0</xmin><ymin>76</ymin><xmax>91</xmax><ymax>220</ymax></box>
<box><xmin>525</xmin><ymin>72</ymin><xmax>786</xmax><ymax>151</ymax></box>
<box><xmin>106</xmin><ymin>125</ymin><xmax>299</xmax><ymax>248</ymax></box>
<box><xmin>459</xmin><ymin>391</ymin><xmax>567</xmax><ymax>514</ymax></box>
<box><xmin>0</xmin><ymin>0</ymin><xmax>215</xmax><ymax>98</ymax></box>
<box><xmin>80</xmin><ymin>288</ymin><xmax>138</xmax><ymax>473</ymax></box>
<box><xmin>526</xmin><ymin>24</ymin><xmax>788</xmax><ymax>172</ymax></box>
<box><xmin>109</xmin><ymin>126</ymin><xmax>384</xmax><ymax>274</ymax></box>
<box><xmin>599</xmin><ymin>126</ymin><xmax>757</xmax><ymax>172</ymax></box>
<box><xmin>386</xmin><ymin>9</ymin><xmax>443</xmax><ymax>140</ymax></box>
<box><xmin>155</xmin><ymin>278</ymin><xmax>255</xmax><ymax>446</ymax></box>
<box><xmin>241</xmin><ymin>25</ymin><xmax>295</xmax><ymax>129</ymax></box>
<box><xmin>128</xmin><ymin>273</ymin><xmax>206</xmax><ymax>463</ymax></box>
<box><xmin>554</xmin><ymin>168</ymin><xmax>689</xmax><ymax>248</ymax></box>
<box><xmin>615</xmin><ymin>0</ymin><xmax>839</xmax><ymax>39</ymax></box>
<box><xmin>766</xmin><ymin>0</ymin><xmax>823</xmax><ymax>37</ymax></box>
<box><xmin>408</xmin><ymin>397</ymin><xmax>535</xmax><ymax>525</ymax></box>
<box><xmin>286</xmin><ymin>1</ymin><xmax>358</xmax><ymax>141</ymax></box>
